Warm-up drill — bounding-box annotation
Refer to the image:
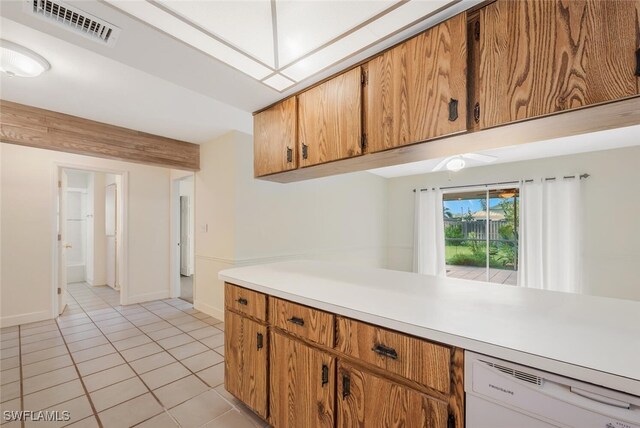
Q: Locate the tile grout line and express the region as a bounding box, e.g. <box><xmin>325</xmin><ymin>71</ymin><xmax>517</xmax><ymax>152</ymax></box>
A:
<box><xmin>65</xmin><ymin>286</ymin><xmax>180</xmax><ymax>427</ymax></box>
<box><xmin>72</xmin><ymin>284</ymin><xmax>229</xmax><ymax>426</ymax></box>
<box><xmin>66</xmin><ymin>283</ymin><xmax>248</xmax><ymax>427</ymax></box>
<box><xmin>53</xmin><ymin>313</ymin><xmax>104</xmax><ymax>428</ymax></box>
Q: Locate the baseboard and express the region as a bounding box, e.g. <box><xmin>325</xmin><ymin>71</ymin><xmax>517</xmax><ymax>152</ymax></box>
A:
<box><xmin>0</xmin><ymin>310</ymin><xmax>52</xmax><ymax>328</ymax></box>
<box><xmin>126</xmin><ymin>290</ymin><xmax>171</xmax><ymax>305</ymax></box>
<box><xmin>194</xmin><ymin>300</ymin><xmax>224</xmax><ymax>322</ymax></box>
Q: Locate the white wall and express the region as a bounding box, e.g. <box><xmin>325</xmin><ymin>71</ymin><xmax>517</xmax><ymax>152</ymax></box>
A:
<box><xmin>0</xmin><ymin>143</ymin><xmax>172</xmax><ymax>327</ymax></box>
<box><xmin>386</xmin><ymin>146</ymin><xmax>640</xmax><ymax>301</ymax></box>
<box><xmin>194</xmin><ymin>131</ymin><xmax>388</xmax><ymax>319</ymax></box>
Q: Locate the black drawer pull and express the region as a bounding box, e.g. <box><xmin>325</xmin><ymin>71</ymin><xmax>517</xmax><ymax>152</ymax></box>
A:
<box><xmin>342</xmin><ymin>374</ymin><xmax>350</xmax><ymax>399</ymax></box>
<box><xmin>257</xmin><ymin>333</ymin><xmax>263</xmax><ymax>350</ymax></box>
<box><xmin>287</xmin><ymin>316</ymin><xmax>304</xmax><ymax>326</ymax></box>
<box><xmin>372</xmin><ymin>344</ymin><xmax>398</xmax><ymax>360</ymax></box>
<box><xmin>237</xmin><ymin>297</ymin><xmax>248</xmax><ymax>306</ymax></box>
<box><xmin>321</xmin><ymin>364</ymin><xmax>329</xmax><ymax>386</ymax></box>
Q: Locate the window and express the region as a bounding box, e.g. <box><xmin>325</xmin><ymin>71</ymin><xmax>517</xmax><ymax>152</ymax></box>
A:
<box><xmin>443</xmin><ymin>188</ymin><xmax>519</xmax><ymax>284</ymax></box>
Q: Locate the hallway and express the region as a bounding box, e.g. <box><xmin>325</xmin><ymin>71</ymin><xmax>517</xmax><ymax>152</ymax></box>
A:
<box><xmin>0</xmin><ymin>283</ymin><xmax>265</xmax><ymax>427</ymax></box>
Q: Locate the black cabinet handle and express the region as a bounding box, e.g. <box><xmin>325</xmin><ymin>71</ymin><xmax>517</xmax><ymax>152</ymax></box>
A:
<box><xmin>287</xmin><ymin>316</ymin><xmax>304</xmax><ymax>326</ymax></box>
<box><xmin>286</xmin><ymin>146</ymin><xmax>293</xmax><ymax>163</ymax></box>
<box><xmin>321</xmin><ymin>364</ymin><xmax>329</xmax><ymax>386</ymax></box>
<box><xmin>473</xmin><ymin>102</ymin><xmax>480</xmax><ymax>124</ymax></box>
<box><xmin>237</xmin><ymin>297</ymin><xmax>248</xmax><ymax>306</ymax></box>
<box><xmin>301</xmin><ymin>143</ymin><xmax>308</xmax><ymax>160</ymax></box>
<box><xmin>372</xmin><ymin>344</ymin><xmax>398</xmax><ymax>360</ymax></box>
<box><xmin>636</xmin><ymin>48</ymin><xmax>640</xmax><ymax>76</ymax></box>
<box><xmin>448</xmin><ymin>98</ymin><xmax>459</xmax><ymax>121</ymax></box>
<box><xmin>342</xmin><ymin>374</ymin><xmax>350</xmax><ymax>399</ymax></box>
<box><xmin>256</xmin><ymin>333</ymin><xmax>263</xmax><ymax>350</ymax></box>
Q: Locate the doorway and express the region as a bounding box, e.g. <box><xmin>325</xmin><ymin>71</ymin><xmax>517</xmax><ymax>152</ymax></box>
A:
<box><xmin>56</xmin><ymin>167</ymin><xmax>125</xmax><ymax>315</ymax></box>
<box><xmin>173</xmin><ymin>174</ymin><xmax>195</xmax><ymax>303</ymax></box>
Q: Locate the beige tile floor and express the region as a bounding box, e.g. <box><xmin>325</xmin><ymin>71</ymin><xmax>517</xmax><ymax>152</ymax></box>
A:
<box><xmin>0</xmin><ymin>283</ymin><xmax>268</xmax><ymax>428</ymax></box>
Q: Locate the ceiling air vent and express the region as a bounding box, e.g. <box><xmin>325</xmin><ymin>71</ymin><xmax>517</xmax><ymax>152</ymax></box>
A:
<box><xmin>25</xmin><ymin>0</ymin><xmax>121</xmax><ymax>47</ymax></box>
<box><xmin>480</xmin><ymin>359</ymin><xmax>544</xmax><ymax>386</ymax></box>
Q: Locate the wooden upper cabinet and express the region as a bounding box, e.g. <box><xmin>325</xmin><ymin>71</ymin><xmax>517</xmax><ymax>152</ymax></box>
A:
<box><xmin>366</xmin><ymin>13</ymin><xmax>468</xmax><ymax>153</ymax></box>
<box><xmin>298</xmin><ymin>67</ymin><xmax>363</xmax><ymax>167</ymax></box>
<box><xmin>474</xmin><ymin>0</ymin><xmax>640</xmax><ymax>130</ymax></box>
<box><xmin>337</xmin><ymin>362</ymin><xmax>449</xmax><ymax>428</ymax></box>
<box><xmin>253</xmin><ymin>97</ymin><xmax>297</xmax><ymax>177</ymax></box>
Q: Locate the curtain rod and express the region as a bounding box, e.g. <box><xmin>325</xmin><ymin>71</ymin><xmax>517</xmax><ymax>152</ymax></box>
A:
<box><xmin>413</xmin><ymin>173</ymin><xmax>590</xmax><ymax>192</ymax></box>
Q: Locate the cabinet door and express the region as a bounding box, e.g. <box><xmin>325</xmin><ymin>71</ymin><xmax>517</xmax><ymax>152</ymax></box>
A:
<box><xmin>253</xmin><ymin>97</ymin><xmax>297</xmax><ymax>177</ymax></box>
<box><xmin>337</xmin><ymin>362</ymin><xmax>448</xmax><ymax>428</ymax></box>
<box><xmin>298</xmin><ymin>67</ymin><xmax>362</xmax><ymax>167</ymax></box>
<box><xmin>367</xmin><ymin>13</ymin><xmax>467</xmax><ymax>153</ymax></box>
<box><xmin>475</xmin><ymin>0</ymin><xmax>640</xmax><ymax>129</ymax></box>
<box><xmin>269</xmin><ymin>331</ymin><xmax>335</xmax><ymax>427</ymax></box>
<box><xmin>224</xmin><ymin>311</ymin><xmax>268</xmax><ymax>418</ymax></box>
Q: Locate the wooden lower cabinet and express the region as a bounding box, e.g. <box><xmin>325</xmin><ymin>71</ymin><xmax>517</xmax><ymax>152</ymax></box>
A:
<box><xmin>224</xmin><ymin>311</ymin><xmax>268</xmax><ymax>419</ymax></box>
<box><xmin>269</xmin><ymin>331</ymin><xmax>335</xmax><ymax>427</ymax></box>
<box><xmin>337</xmin><ymin>361</ymin><xmax>449</xmax><ymax>428</ymax></box>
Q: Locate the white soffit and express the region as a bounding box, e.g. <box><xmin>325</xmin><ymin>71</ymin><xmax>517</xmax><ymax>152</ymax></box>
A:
<box><xmin>104</xmin><ymin>0</ymin><xmax>467</xmax><ymax>92</ymax></box>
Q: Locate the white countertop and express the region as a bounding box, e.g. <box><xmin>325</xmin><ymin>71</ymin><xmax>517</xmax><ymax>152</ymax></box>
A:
<box><xmin>219</xmin><ymin>260</ymin><xmax>640</xmax><ymax>395</ymax></box>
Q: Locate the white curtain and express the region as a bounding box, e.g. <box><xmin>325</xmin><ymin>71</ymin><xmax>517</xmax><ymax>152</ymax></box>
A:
<box><xmin>518</xmin><ymin>178</ymin><xmax>582</xmax><ymax>293</ymax></box>
<box><xmin>413</xmin><ymin>189</ymin><xmax>445</xmax><ymax>276</ymax></box>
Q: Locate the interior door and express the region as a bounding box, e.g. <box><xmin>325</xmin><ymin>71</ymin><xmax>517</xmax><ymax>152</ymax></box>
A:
<box><xmin>57</xmin><ymin>170</ymin><xmax>68</xmax><ymax>315</ymax></box>
<box><xmin>180</xmin><ymin>195</ymin><xmax>190</xmax><ymax>276</ymax></box>
<box><xmin>105</xmin><ymin>183</ymin><xmax>117</xmax><ymax>289</ymax></box>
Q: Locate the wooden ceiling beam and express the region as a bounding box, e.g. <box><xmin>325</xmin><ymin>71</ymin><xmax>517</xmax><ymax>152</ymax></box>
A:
<box><xmin>0</xmin><ymin>100</ymin><xmax>200</xmax><ymax>171</ymax></box>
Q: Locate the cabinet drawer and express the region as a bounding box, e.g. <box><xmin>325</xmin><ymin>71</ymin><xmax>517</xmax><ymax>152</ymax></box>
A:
<box><xmin>224</xmin><ymin>283</ymin><xmax>267</xmax><ymax>322</ymax></box>
<box><xmin>335</xmin><ymin>317</ymin><xmax>451</xmax><ymax>393</ymax></box>
<box><xmin>269</xmin><ymin>298</ymin><xmax>334</xmax><ymax>347</ymax></box>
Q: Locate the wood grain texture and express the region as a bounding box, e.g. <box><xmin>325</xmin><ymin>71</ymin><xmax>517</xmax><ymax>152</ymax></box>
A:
<box><xmin>477</xmin><ymin>0</ymin><xmax>640</xmax><ymax>129</ymax></box>
<box><xmin>224</xmin><ymin>311</ymin><xmax>268</xmax><ymax>418</ymax></box>
<box><xmin>367</xmin><ymin>12</ymin><xmax>467</xmax><ymax>153</ymax></box>
<box><xmin>0</xmin><ymin>100</ymin><xmax>199</xmax><ymax>170</ymax></box>
<box><xmin>259</xmin><ymin>96</ymin><xmax>640</xmax><ymax>182</ymax></box>
<box><xmin>448</xmin><ymin>348</ymin><xmax>465</xmax><ymax>428</ymax></box>
<box><xmin>337</xmin><ymin>361</ymin><xmax>448</xmax><ymax>428</ymax></box>
<box><xmin>298</xmin><ymin>67</ymin><xmax>362</xmax><ymax>167</ymax></box>
<box><xmin>253</xmin><ymin>97</ymin><xmax>297</xmax><ymax>177</ymax></box>
<box><xmin>335</xmin><ymin>316</ymin><xmax>451</xmax><ymax>394</ymax></box>
<box><xmin>225</xmin><ymin>283</ymin><xmax>267</xmax><ymax>322</ymax></box>
<box><xmin>269</xmin><ymin>331</ymin><xmax>335</xmax><ymax>428</ymax></box>
<box><xmin>269</xmin><ymin>297</ymin><xmax>334</xmax><ymax>347</ymax></box>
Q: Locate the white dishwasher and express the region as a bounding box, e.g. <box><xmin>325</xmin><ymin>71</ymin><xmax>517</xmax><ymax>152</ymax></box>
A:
<box><xmin>465</xmin><ymin>351</ymin><xmax>640</xmax><ymax>428</ymax></box>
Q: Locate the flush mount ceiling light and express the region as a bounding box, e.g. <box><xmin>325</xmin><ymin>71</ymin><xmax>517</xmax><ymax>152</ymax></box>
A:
<box><xmin>433</xmin><ymin>153</ymin><xmax>498</xmax><ymax>173</ymax></box>
<box><xmin>0</xmin><ymin>40</ymin><xmax>50</xmax><ymax>77</ymax></box>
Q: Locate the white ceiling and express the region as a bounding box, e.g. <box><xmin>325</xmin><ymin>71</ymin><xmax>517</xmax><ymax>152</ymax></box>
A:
<box><xmin>0</xmin><ymin>16</ymin><xmax>252</xmax><ymax>144</ymax></box>
<box><xmin>105</xmin><ymin>0</ymin><xmax>467</xmax><ymax>91</ymax></box>
<box><xmin>367</xmin><ymin>125</ymin><xmax>640</xmax><ymax>178</ymax></box>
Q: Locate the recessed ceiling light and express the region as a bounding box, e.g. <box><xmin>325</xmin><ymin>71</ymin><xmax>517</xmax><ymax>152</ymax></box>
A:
<box><xmin>0</xmin><ymin>40</ymin><xmax>50</xmax><ymax>78</ymax></box>
<box><xmin>446</xmin><ymin>157</ymin><xmax>465</xmax><ymax>172</ymax></box>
